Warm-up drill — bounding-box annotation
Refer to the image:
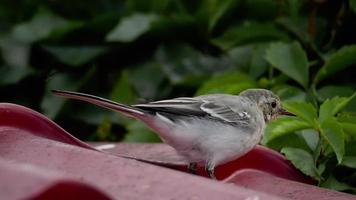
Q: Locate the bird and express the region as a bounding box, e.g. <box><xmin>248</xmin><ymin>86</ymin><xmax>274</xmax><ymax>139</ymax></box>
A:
<box><xmin>52</xmin><ymin>88</ymin><xmax>293</xmax><ymax>179</ymax></box>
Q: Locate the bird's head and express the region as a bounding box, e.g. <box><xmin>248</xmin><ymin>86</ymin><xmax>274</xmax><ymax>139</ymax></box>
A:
<box><xmin>240</xmin><ymin>89</ymin><xmax>294</xmax><ymax>122</ymax></box>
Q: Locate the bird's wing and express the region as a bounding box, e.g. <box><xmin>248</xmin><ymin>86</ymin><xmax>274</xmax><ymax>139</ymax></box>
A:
<box><xmin>200</xmin><ymin>101</ymin><xmax>250</xmax><ymax>123</ymax></box>
<box><xmin>133</xmin><ymin>97</ymin><xmax>206</xmax><ymax>116</ymax></box>
<box><xmin>134</xmin><ymin>97</ymin><xmax>251</xmax><ymax>124</ymax></box>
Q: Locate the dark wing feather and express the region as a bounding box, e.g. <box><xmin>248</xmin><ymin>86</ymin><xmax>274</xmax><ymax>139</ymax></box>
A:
<box><xmin>133</xmin><ymin>98</ymin><xmax>206</xmax><ymax>116</ymax></box>
<box><xmin>200</xmin><ymin>102</ymin><xmax>250</xmax><ymax>124</ymax></box>
<box><xmin>133</xmin><ymin>97</ymin><xmax>251</xmax><ymax>124</ymax></box>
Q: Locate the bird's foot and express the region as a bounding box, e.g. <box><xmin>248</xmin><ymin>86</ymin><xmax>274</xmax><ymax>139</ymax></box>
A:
<box><xmin>205</xmin><ymin>164</ymin><xmax>216</xmax><ymax>180</ymax></box>
<box><xmin>188</xmin><ymin>162</ymin><xmax>197</xmax><ymax>174</ymax></box>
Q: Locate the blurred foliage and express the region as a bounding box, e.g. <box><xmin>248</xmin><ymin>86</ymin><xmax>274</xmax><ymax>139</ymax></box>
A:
<box><xmin>1</xmin><ymin>0</ymin><xmax>356</xmax><ymax>193</ymax></box>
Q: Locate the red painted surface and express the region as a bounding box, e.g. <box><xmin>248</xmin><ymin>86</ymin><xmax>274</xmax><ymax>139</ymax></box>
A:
<box><xmin>0</xmin><ymin>103</ymin><xmax>355</xmax><ymax>200</ymax></box>
<box><xmin>98</xmin><ymin>143</ymin><xmax>314</xmax><ymax>183</ymax></box>
<box><xmin>225</xmin><ymin>169</ymin><xmax>356</xmax><ymax>200</ymax></box>
<box><xmin>0</xmin><ymin>103</ymin><xmax>96</xmax><ymax>150</ymax></box>
<box><xmin>0</xmin><ymin>160</ymin><xmax>111</xmax><ymax>200</ymax></box>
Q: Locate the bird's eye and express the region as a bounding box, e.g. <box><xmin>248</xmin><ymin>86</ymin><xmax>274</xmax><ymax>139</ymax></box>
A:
<box><xmin>271</xmin><ymin>101</ymin><xmax>277</xmax><ymax>108</ymax></box>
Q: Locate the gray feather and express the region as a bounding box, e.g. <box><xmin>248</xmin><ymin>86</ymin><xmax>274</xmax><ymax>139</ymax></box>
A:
<box><xmin>200</xmin><ymin>102</ymin><xmax>250</xmax><ymax>123</ymax></box>
<box><xmin>134</xmin><ymin>95</ymin><xmax>252</xmax><ymax>124</ymax></box>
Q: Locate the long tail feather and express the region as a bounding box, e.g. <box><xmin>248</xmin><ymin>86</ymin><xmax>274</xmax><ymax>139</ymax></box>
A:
<box><xmin>52</xmin><ymin>90</ymin><xmax>145</xmax><ymax>118</ymax></box>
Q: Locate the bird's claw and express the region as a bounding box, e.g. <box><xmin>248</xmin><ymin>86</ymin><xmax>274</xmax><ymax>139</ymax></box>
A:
<box><xmin>188</xmin><ymin>163</ymin><xmax>197</xmax><ymax>174</ymax></box>
<box><xmin>205</xmin><ymin>164</ymin><xmax>216</xmax><ymax>180</ymax></box>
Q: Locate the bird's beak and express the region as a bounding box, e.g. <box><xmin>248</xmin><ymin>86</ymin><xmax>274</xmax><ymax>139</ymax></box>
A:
<box><xmin>278</xmin><ymin>108</ymin><xmax>295</xmax><ymax>116</ymax></box>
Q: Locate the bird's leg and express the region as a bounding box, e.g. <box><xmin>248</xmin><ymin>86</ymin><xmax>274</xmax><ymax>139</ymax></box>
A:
<box><xmin>205</xmin><ymin>162</ymin><xmax>216</xmax><ymax>180</ymax></box>
<box><xmin>188</xmin><ymin>162</ymin><xmax>197</xmax><ymax>174</ymax></box>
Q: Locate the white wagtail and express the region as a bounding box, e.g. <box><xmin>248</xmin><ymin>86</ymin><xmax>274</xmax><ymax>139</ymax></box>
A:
<box><xmin>53</xmin><ymin>89</ymin><xmax>293</xmax><ymax>179</ymax></box>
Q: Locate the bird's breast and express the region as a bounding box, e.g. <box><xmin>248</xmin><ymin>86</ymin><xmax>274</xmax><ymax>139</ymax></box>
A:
<box><xmin>146</xmin><ymin>114</ymin><xmax>265</xmax><ymax>164</ymax></box>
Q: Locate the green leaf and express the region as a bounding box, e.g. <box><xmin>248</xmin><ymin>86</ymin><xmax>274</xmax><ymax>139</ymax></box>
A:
<box><xmin>227</xmin><ymin>45</ymin><xmax>253</xmax><ymax>71</ymax></box>
<box><xmin>276</xmin><ymin>17</ymin><xmax>311</xmax><ymax>46</ymax></box>
<box><xmin>11</xmin><ymin>9</ymin><xmax>79</xmax><ymax>43</ymax></box>
<box><xmin>314</xmin><ymin>45</ymin><xmax>356</xmax><ymax>84</ymax></box>
<box><xmin>341</xmin><ymin>156</ymin><xmax>356</xmax><ymax>168</ymax></box>
<box><xmin>313</xmin><ymin>137</ymin><xmax>324</xmax><ymax>167</ymax></box>
<box><xmin>283</xmin><ymin>101</ymin><xmax>318</xmax><ymax>127</ymax></box>
<box><xmin>317</xmin><ymin>85</ymin><xmax>354</xmax><ymax>102</ymax></box>
<box><xmin>320</xmin><ymin>175</ymin><xmax>356</xmax><ymax>192</ymax></box>
<box><xmin>298</xmin><ymin>129</ymin><xmax>319</xmax><ymax>152</ymax></box>
<box><xmin>351</xmin><ymin>0</ymin><xmax>356</xmax><ymax>13</ymax></box>
<box><xmin>337</xmin><ymin>113</ymin><xmax>356</xmax><ymax>123</ymax></box>
<box><xmin>281</xmin><ymin>147</ymin><xmax>320</xmax><ymax>180</ymax></box>
<box><xmin>110</xmin><ymin>70</ymin><xmax>137</xmax><ymax>104</ymax></box>
<box><xmin>129</xmin><ymin>61</ymin><xmax>170</xmax><ymax>100</ymax></box>
<box><xmin>316</xmin><ymin>162</ymin><xmax>326</xmax><ymax>177</ymax></box>
<box><xmin>109</xmin><ymin>70</ymin><xmax>139</xmax><ymax>127</ymax></box>
<box><xmin>93</xmin><ymin>117</ymin><xmax>118</xmax><ymax>141</ymax></box>
<box><xmin>106</xmin><ymin>13</ymin><xmax>158</xmax><ymax>42</ymax></box>
<box><xmin>273</xmin><ymin>85</ymin><xmax>306</xmax><ymax>102</ymax></box>
<box><xmin>264</xmin><ymin>132</ymin><xmax>310</xmax><ymax>152</ymax></box>
<box><xmin>346</xmin><ymin>141</ymin><xmax>356</xmax><ymax>156</ymax></box>
<box><xmin>262</xmin><ymin>117</ymin><xmax>311</xmax><ymax>144</ymax></box>
<box><xmin>43</xmin><ymin>46</ymin><xmax>107</xmax><ymax>66</ymax></box>
<box><xmin>0</xmin><ymin>37</ymin><xmax>30</xmax><ymax>68</ymax></box>
<box><xmin>70</xmin><ymin>104</ymin><xmax>117</xmax><ymax>126</ymax></box>
<box><xmin>123</xmin><ymin>121</ymin><xmax>161</xmax><ymax>143</ymax></box>
<box><xmin>0</xmin><ymin>66</ymin><xmax>34</xmax><ymax>85</ymax></box>
<box><xmin>249</xmin><ymin>44</ymin><xmax>269</xmax><ymax>78</ymax></box>
<box><xmin>150</xmin><ymin>0</ymin><xmax>173</xmax><ymax>12</ymax></box>
<box><xmin>345</xmin><ymin>98</ymin><xmax>356</xmax><ymax>113</ymax></box>
<box><xmin>319</xmin><ymin>94</ymin><xmax>356</xmax><ymax>123</ymax></box>
<box><xmin>196</xmin><ymin>71</ymin><xmax>256</xmax><ymax>95</ymax></box>
<box><xmin>207</xmin><ymin>0</ymin><xmax>239</xmax><ymax>32</ymax></box>
<box><xmin>243</xmin><ymin>0</ymin><xmax>280</xmax><ymax>20</ymax></box>
<box><xmin>265</xmin><ymin>41</ymin><xmax>309</xmax><ymax>88</ymax></box>
<box><xmin>320</xmin><ymin>118</ymin><xmax>345</xmax><ymax>164</ymax></box>
<box><xmin>212</xmin><ymin>22</ymin><xmax>289</xmax><ymax>50</ymax></box>
<box><xmin>340</xmin><ymin>123</ymin><xmax>356</xmax><ymax>140</ymax></box>
<box><xmin>155</xmin><ymin>44</ymin><xmax>234</xmax><ymax>84</ymax></box>
<box><xmin>287</xmin><ymin>0</ymin><xmax>303</xmax><ymax>20</ymax></box>
<box><xmin>41</xmin><ymin>68</ymin><xmax>95</xmax><ymax>119</ymax></box>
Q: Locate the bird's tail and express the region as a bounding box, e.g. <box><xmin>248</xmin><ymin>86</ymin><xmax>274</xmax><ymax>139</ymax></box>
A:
<box><xmin>52</xmin><ymin>90</ymin><xmax>146</xmax><ymax>119</ymax></box>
